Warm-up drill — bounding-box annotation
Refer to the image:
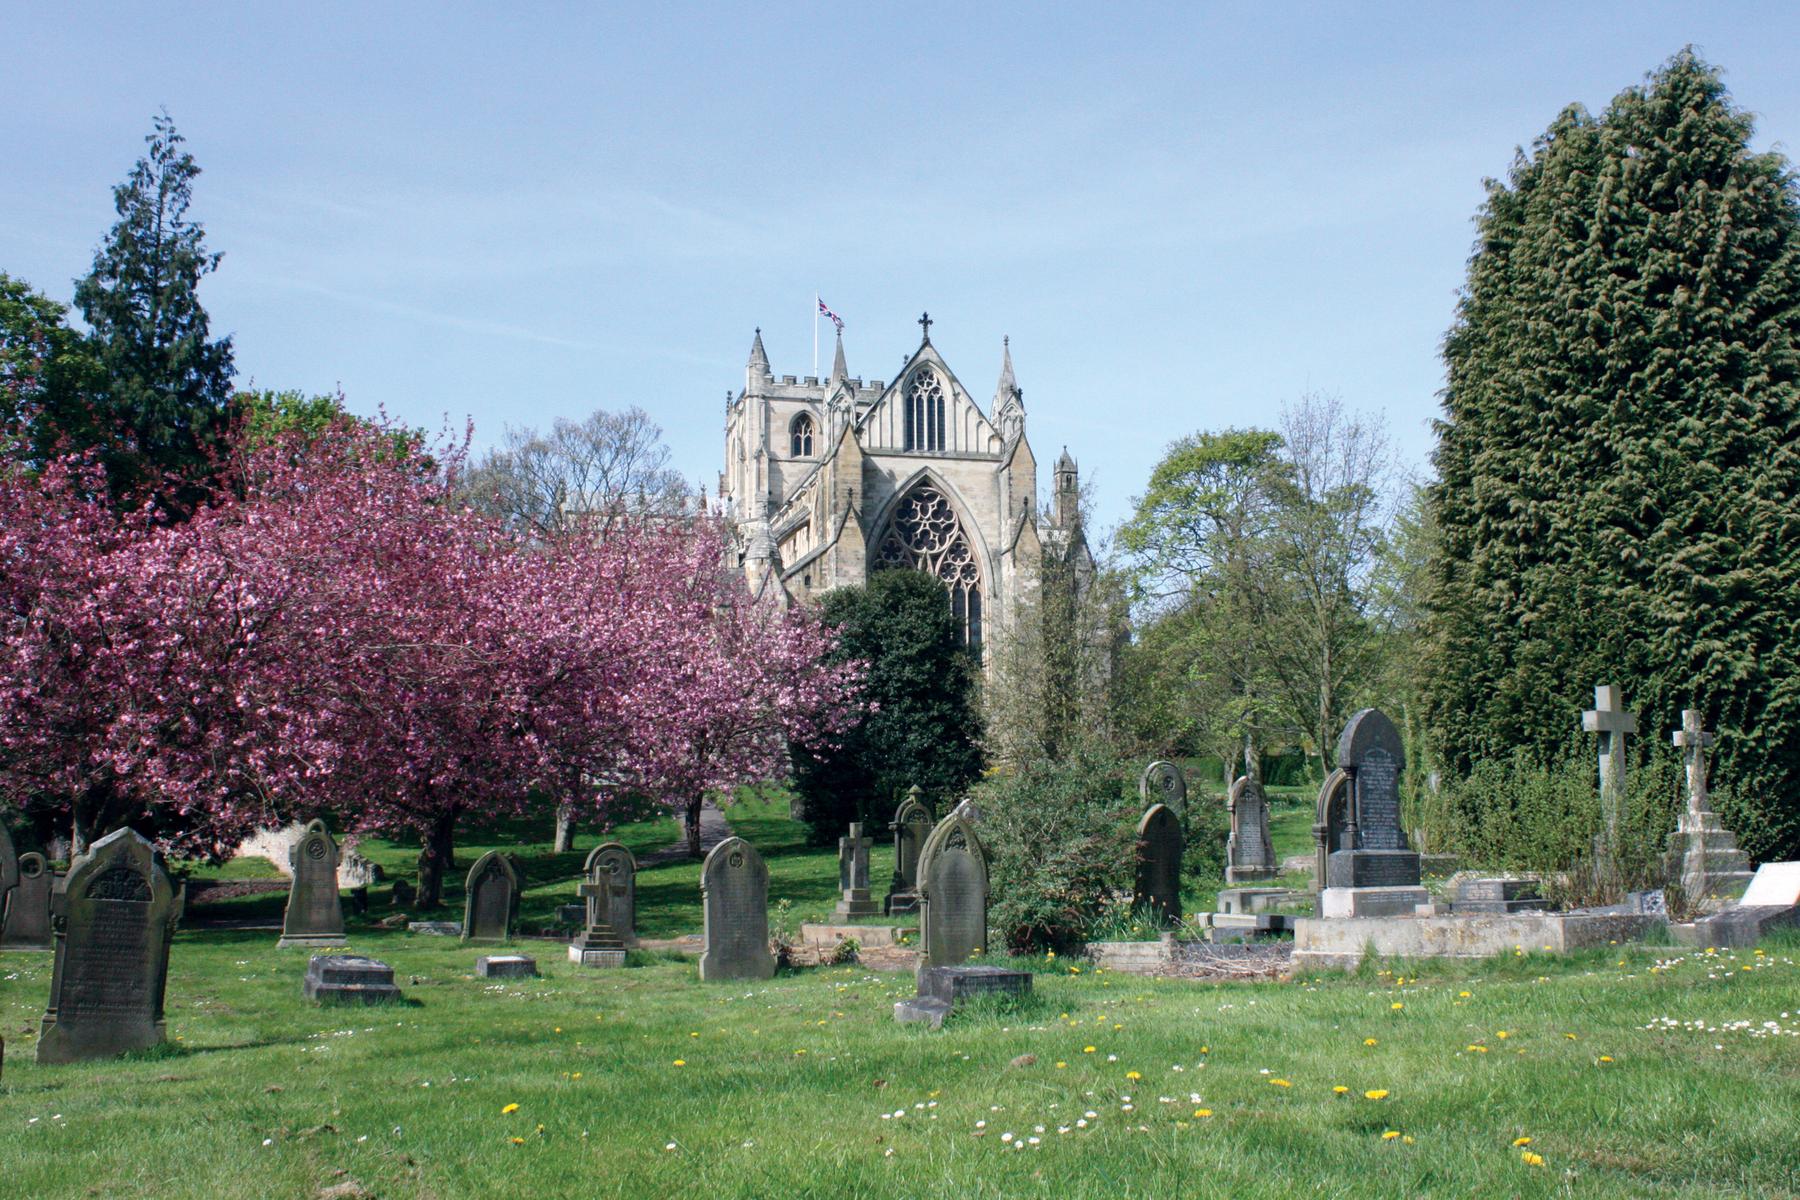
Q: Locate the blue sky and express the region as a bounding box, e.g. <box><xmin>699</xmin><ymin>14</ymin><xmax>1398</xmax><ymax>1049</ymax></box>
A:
<box><xmin>7</xmin><ymin>3</ymin><xmax>1800</xmax><ymax>534</ymax></box>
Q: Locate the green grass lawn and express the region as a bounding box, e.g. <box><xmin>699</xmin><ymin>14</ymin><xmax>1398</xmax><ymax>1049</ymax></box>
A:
<box><xmin>5</xmin><ymin>931</ymin><xmax>1796</xmax><ymax>1197</ymax></box>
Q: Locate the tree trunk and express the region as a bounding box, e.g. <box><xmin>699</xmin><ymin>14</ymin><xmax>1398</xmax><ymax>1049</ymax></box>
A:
<box><xmin>553</xmin><ymin>804</ymin><xmax>575</xmax><ymax>854</ymax></box>
<box><xmin>415</xmin><ymin>813</ymin><xmax>458</xmax><ymax>909</ymax></box>
<box><xmin>686</xmin><ymin>798</ymin><xmax>704</xmax><ymax>859</ymax></box>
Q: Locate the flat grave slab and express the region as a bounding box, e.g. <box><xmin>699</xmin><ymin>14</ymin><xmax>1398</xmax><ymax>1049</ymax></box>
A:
<box><xmin>1320</xmin><ymin>885</ymin><xmax>1432</xmax><ymax>918</ymax></box>
<box><xmin>408</xmin><ymin>920</ymin><xmax>461</xmax><ymax>936</ymax></box>
<box><xmin>1294</xmin><ymin>912</ymin><xmax>1665</xmax><ymax>970</ymax></box>
<box><xmin>304</xmin><ymin>954</ymin><xmax>403</xmax><ymax>1004</ymax></box>
<box><xmin>895</xmin><ymin>965</ymin><xmax>1033</xmax><ymax>1029</ymax></box>
<box><xmin>568</xmin><ymin>945</ymin><xmax>627</xmax><ymax>967</ymax></box>
<box><xmin>475</xmin><ymin>954</ymin><xmax>538</xmax><ymax>979</ymax></box>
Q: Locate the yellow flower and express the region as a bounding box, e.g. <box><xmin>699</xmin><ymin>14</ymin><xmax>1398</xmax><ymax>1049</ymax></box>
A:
<box><xmin>1269</xmin><ymin>1078</ymin><xmax>1292</xmax><ymax>1088</ymax></box>
<box><xmin>1083</xmin><ymin>1046</ymin><xmax>1096</xmax><ymax>1054</ymax></box>
<box><xmin>501</xmin><ymin>1103</ymin><xmax>520</xmax><ymax>1115</ymax></box>
<box><xmin>1512</xmin><ymin>1136</ymin><xmax>1533</xmax><ymax>1147</ymax></box>
<box><xmin>1496</xmin><ymin>1030</ymin><xmax>1510</xmax><ymax>1039</ymax></box>
<box><xmin>1391</xmin><ymin>1003</ymin><xmax>1404</xmax><ymax>1011</ymax></box>
<box><xmin>1598</xmin><ymin>1055</ymin><xmax>1614</xmax><ymax>1064</ymax></box>
<box><xmin>1333</xmin><ymin>1086</ymin><xmax>1349</xmax><ymax>1095</ymax></box>
<box><xmin>673</xmin><ymin>1059</ymin><xmax>686</xmax><ymax>1067</ymax></box>
<box><xmin>509</xmin><ymin>1136</ymin><xmax>524</xmax><ymax>1145</ymax></box>
<box><xmin>1364</xmin><ymin>1089</ymin><xmax>1389</xmax><ymax>1100</ymax></box>
<box><xmin>1381</xmin><ymin>1130</ymin><xmax>1400</xmax><ymax>1141</ymax></box>
<box><xmin>1125</xmin><ymin>1071</ymin><xmax>1142</xmax><ymax>1080</ymax></box>
<box><xmin>1364</xmin><ymin>1038</ymin><xmax>1378</xmax><ymax>1046</ymax></box>
<box><xmin>1045</xmin><ymin>950</ymin><xmax>1056</xmax><ymax>960</ymax></box>
<box><xmin>1522</xmin><ymin>1151</ymin><xmax>1546</xmax><ymax>1167</ymax></box>
<box><xmin>1458</xmin><ymin>991</ymin><xmax>1471</xmax><ymax>998</ymax></box>
<box><xmin>1200</xmin><ymin>1046</ymin><xmax>1209</xmax><ymax>1054</ymax></box>
<box><xmin>1467</xmin><ymin>1045</ymin><xmax>1488</xmax><ymax>1053</ymax></box>
<box><xmin>1564</xmin><ymin>1033</ymin><xmax>1577</xmax><ymax>1040</ymax></box>
<box><xmin>1054</xmin><ymin>1061</ymin><xmax>1067</xmax><ymax>1069</ymax></box>
<box><xmin>794</xmin><ymin>1049</ymin><xmax>807</xmax><ymax>1056</ymax></box>
<box><xmin>1194</xmin><ymin>1108</ymin><xmax>1213</xmax><ymax>1118</ymax></box>
<box><xmin>571</xmin><ymin>1072</ymin><xmax>583</xmax><ymax>1080</ymax></box>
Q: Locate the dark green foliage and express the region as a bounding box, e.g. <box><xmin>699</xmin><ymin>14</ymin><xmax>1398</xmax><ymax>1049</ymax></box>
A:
<box><xmin>72</xmin><ymin>111</ymin><xmax>235</xmax><ymax>513</ymax></box>
<box><xmin>0</xmin><ymin>273</ymin><xmax>102</xmax><ymax>464</ymax></box>
<box><xmin>1428</xmin><ymin>51</ymin><xmax>1800</xmax><ymax>859</ymax></box>
<box><xmin>790</xmin><ymin>570</ymin><xmax>984</xmax><ymax>842</ymax></box>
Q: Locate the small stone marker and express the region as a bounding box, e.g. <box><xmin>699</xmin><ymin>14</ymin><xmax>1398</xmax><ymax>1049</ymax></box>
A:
<box><xmin>1132</xmin><ymin>803</ymin><xmax>1182</xmax><ymax>921</ymax></box>
<box><xmin>475</xmin><ymin>954</ymin><xmax>539</xmax><ymax>979</ymax></box>
<box><xmin>834</xmin><ymin>822</ymin><xmax>880</xmax><ymax>917</ymax></box>
<box><xmin>37</xmin><ymin>828</ymin><xmax>178</xmax><ymax>1064</ymax></box>
<box><xmin>570</xmin><ymin>842</ymin><xmax>636</xmax><ymax>967</ymax></box>
<box><xmin>1140</xmin><ymin>760</ymin><xmax>1187</xmax><ymax>815</ymax></box>
<box><xmin>408</xmin><ymin>920</ymin><xmax>461</xmax><ymax>936</ymax></box>
<box><xmin>884</xmin><ymin>788</ymin><xmax>933</xmax><ymax>915</ymax></box>
<box><xmin>916</xmin><ymin>803</ymin><xmax>989</xmax><ymax>968</ymax></box>
<box><xmin>1225</xmin><ymin>775</ymin><xmax>1278</xmax><ymax>883</ymax></box>
<box><xmin>278</xmin><ymin>819</ymin><xmax>347</xmax><ymax>948</ymax></box>
<box><xmin>1666</xmin><ymin>709</ymin><xmax>1754</xmax><ymax>903</ymax></box>
<box><xmin>1</xmin><ymin>852</ymin><xmax>54</xmax><ymax>950</ymax></box>
<box><xmin>698</xmin><ymin>836</ymin><xmax>775</xmax><ymax>982</ymax></box>
<box><xmin>462</xmin><ymin>851</ymin><xmax>519</xmax><ymax>942</ymax></box>
<box><xmin>1453</xmin><ymin>878</ymin><xmax>1547</xmax><ymax>914</ymax></box>
<box><xmin>303</xmin><ymin>954</ymin><xmax>402</xmax><ymax>1004</ymax></box>
<box><xmin>1581</xmin><ymin>684</ymin><xmax>1640</xmax><ymax>853</ymax></box>
<box><xmin>895</xmin><ymin>964</ymin><xmax>1033</xmax><ymax>1029</ymax></box>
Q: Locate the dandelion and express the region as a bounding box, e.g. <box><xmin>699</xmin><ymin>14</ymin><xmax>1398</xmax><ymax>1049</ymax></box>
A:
<box><xmin>1194</xmin><ymin>1108</ymin><xmax>1213</xmax><ymax>1117</ymax></box>
<box><xmin>510</xmin><ymin>1137</ymin><xmax>525</xmax><ymax>1145</ymax></box>
<box><xmin>1364</xmin><ymin>1038</ymin><xmax>1378</xmax><ymax>1046</ymax></box>
<box><xmin>1458</xmin><ymin>991</ymin><xmax>1471</xmax><ymax>998</ymax></box>
<box><xmin>501</xmin><ymin>1103</ymin><xmax>520</xmax><ymax>1115</ymax></box>
<box><xmin>1126</xmin><ymin>1071</ymin><xmax>1142</xmax><ymax>1080</ymax></box>
<box><xmin>673</xmin><ymin>1059</ymin><xmax>686</xmax><ymax>1067</ymax></box>
<box><xmin>1269</xmin><ymin>1078</ymin><xmax>1292</xmax><ymax>1088</ymax></box>
<box><xmin>1467</xmin><ymin>1045</ymin><xmax>1488</xmax><ymax>1053</ymax></box>
<box><xmin>1403</xmin><ymin>1135</ymin><xmax>1415</xmax><ymax>1144</ymax></box>
<box><xmin>1055</xmin><ymin>1061</ymin><xmax>1067</xmax><ymax>1069</ymax></box>
<box><xmin>1381</xmin><ymin>1130</ymin><xmax>1401</xmax><ymax>1141</ymax></box>
<box><xmin>1496</xmin><ymin>1030</ymin><xmax>1510</xmax><ymax>1039</ymax></box>
<box><xmin>1598</xmin><ymin>1055</ymin><xmax>1614</xmax><ymax>1064</ymax></box>
<box><xmin>1521</xmin><ymin>1151</ymin><xmax>1545</xmax><ymax>1167</ymax></box>
<box><xmin>571</xmin><ymin>1072</ymin><xmax>583</xmax><ymax>1080</ymax></box>
<box><xmin>1333</xmin><ymin>1086</ymin><xmax>1349</xmax><ymax>1095</ymax></box>
<box><xmin>1364</xmin><ymin>1090</ymin><xmax>1389</xmax><ymax>1100</ymax></box>
<box><xmin>1391</xmin><ymin>1003</ymin><xmax>1404</xmax><ymax>1011</ymax></box>
<box><xmin>1564</xmin><ymin>1033</ymin><xmax>1577</xmax><ymax>1041</ymax></box>
<box><xmin>1083</xmin><ymin>1046</ymin><xmax>1096</xmax><ymax>1054</ymax></box>
<box><xmin>1512</xmin><ymin>1136</ymin><xmax>1533</xmax><ymax>1147</ymax></box>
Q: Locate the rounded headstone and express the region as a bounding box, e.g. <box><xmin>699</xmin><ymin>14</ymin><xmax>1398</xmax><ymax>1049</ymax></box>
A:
<box><xmin>1140</xmin><ymin>761</ymin><xmax>1187</xmax><ymax>815</ymax></box>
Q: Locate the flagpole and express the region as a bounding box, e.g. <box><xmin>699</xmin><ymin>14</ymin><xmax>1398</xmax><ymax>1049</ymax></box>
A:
<box><xmin>812</xmin><ymin>292</ymin><xmax>819</xmax><ymax>379</ymax></box>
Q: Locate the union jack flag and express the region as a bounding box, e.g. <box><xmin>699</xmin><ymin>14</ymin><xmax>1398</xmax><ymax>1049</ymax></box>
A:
<box><xmin>817</xmin><ymin>298</ymin><xmax>844</xmax><ymax>331</ymax></box>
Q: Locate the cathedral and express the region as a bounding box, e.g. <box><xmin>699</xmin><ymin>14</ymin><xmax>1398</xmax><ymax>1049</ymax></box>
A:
<box><xmin>719</xmin><ymin>314</ymin><xmax>1090</xmax><ymax>650</ymax></box>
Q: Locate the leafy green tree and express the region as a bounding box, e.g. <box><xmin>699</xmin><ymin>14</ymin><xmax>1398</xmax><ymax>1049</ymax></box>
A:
<box><xmin>0</xmin><ymin>273</ymin><xmax>101</xmax><ymax>464</ymax></box>
<box><xmin>1428</xmin><ymin>50</ymin><xmax>1800</xmax><ymax>858</ymax></box>
<box><xmin>73</xmin><ymin>111</ymin><xmax>235</xmax><ymax>512</ymax></box>
<box><xmin>790</xmin><ymin>570</ymin><xmax>984</xmax><ymax>842</ymax></box>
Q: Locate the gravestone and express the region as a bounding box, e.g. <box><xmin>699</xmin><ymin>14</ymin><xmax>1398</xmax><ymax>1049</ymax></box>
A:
<box><xmin>1665</xmin><ymin>709</ymin><xmax>1754</xmax><ymax>906</ymax></box>
<box><xmin>37</xmin><ymin>828</ymin><xmax>178</xmax><ymax>1064</ymax></box>
<box><xmin>1140</xmin><ymin>760</ymin><xmax>1187</xmax><ymax>815</ymax></box>
<box><xmin>462</xmin><ymin>851</ymin><xmax>519</xmax><ymax>942</ymax></box>
<box><xmin>303</xmin><ymin>954</ymin><xmax>402</xmax><ymax>1004</ymax></box>
<box><xmin>895</xmin><ymin>963</ymin><xmax>1033</xmax><ymax>1029</ymax></box>
<box><xmin>277</xmin><ymin>819</ymin><xmax>347</xmax><ymax>948</ymax></box>
<box><xmin>916</xmin><ymin>805</ymin><xmax>989</xmax><ymax>968</ymax></box>
<box><xmin>834</xmin><ymin>822</ymin><xmax>880</xmax><ymax>917</ymax></box>
<box><xmin>884</xmin><ymin>788</ymin><xmax>934</xmax><ymax>915</ymax></box>
<box><xmin>1581</xmin><ymin>684</ymin><xmax>1639</xmax><ymax>857</ymax></box>
<box><xmin>0</xmin><ymin>821</ymin><xmax>17</xmax><ymax>930</ymax></box>
<box><xmin>698</xmin><ymin>837</ymin><xmax>775</xmax><ymax>981</ymax></box>
<box><xmin>1132</xmin><ymin>803</ymin><xmax>1182</xmax><ymax>921</ymax></box>
<box><xmin>0</xmin><ymin>852</ymin><xmax>54</xmax><ymax>950</ymax></box>
<box><xmin>1310</xmin><ymin>767</ymin><xmax>1350</xmax><ymax>893</ymax></box>
<box><xmin>570</xmin><ymin>842</ymin><xmax>636</xmax><ymax>967</ymax></box>
<box><xmin>476</xmin><ymin>954</ymin><xmax>538</xmax><ymax>979</ymax></box>
<box><xmin>1321</xmin><ymin>709</ymin><xmax>1427</xmax><ymax>917</ymax></box>
<box><xmin>1226</xmin><ymin>775</ymin><xmax>1278</xmax><ymax>884</ymax></box>
<box><xmin>1454</xmin><ymin>878</ymin><xmax>1548</xmax><ymax>914</ymax></box>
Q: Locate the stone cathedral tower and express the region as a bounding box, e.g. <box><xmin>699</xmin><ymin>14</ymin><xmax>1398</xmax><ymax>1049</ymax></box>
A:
<box><xmin>719</xmin><ymin>314</ymin><xmax>1088</xmax><ymax>649</ymax></box>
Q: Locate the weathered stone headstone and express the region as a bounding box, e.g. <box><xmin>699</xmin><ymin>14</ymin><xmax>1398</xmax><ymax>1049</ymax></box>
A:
<box><xmin>0</xmin><ymin>852</ymin><xmax>54</xmax><ymax>950</ymax></box>
<box><xmin>1665</xmin><ymin>709</ymin><xmax>1754</xmax><ymax>905</ymax></box>
<box><xmin>570</xmin><ymin>842</ymin><xmax>636</xmax><ymax>966</ymax></box>
<box><xmin>1132</xmin><ymin>803</ymin><xmax>1182</xmax><ymax>921</ymax></box>
<box><xmin>303</xmin><ymin>954</ymin><xmax>402</xmax><ymax>1004</ymax></box>
<box><xmin>698</xmin><ymin>836</ymin><xmax>775</xmax><ymax>981</ymax></box>
<box><xmin>895</xmin><ymin>963</ymin><xmax>1033</xmax><ymax>1028</ymax></box>
<box><xmin>37</xmin><ymin>828</ymin><xmax>177</xmax><ymax>1064</ymax></box>
<box><xmin>1581</xmin><ymin>684</ymin><xmax>1639</xmax><ymax>855</ymax></box>
<box><xmin>1321</xmin><ymin>709</ymin><xmax>1427</xmax><ymax>918</ymax></box>
<box><xmin>1226</xmin><ymin>775</ymin><xmax>1278</xmax><ymax>884</ymax></box>
<box><xmin>476</xmin><ymin>954</ymin><xmax>538</xmax><ymax>979</ymax></box>
<box><xmin>462</xmin><ymin>851</ymin><xmax>519</xmax><ymax>942</ymax></box>
<box><xmin>1453</xmin><ymin>878</ymin><xmax>1548</xmax><ymax>914</ymax></box>
<box><xmin>1310</xmin><ymin>767</ymin><xmax>1350</xmax><ymax>893</ymax></box>
<box><xmin>1140</xmin><ymin>760</ymin><xmax>1187</xmax><ymax>815</ymax></box>
<box><xmin>278</xmin><ymin>819</ymin><xmax>347</xmax><ymax>948</ymax></box>
<box><xmin>916</xmin><ymin>806</ymin><xmax>989</xmax><ymax>968</ymax></box>
<box><xmin>0</xmin><ymin>821</ymin><xmax>17</xmax><ymax>931</ymax></box>
<box><xmin>884</xmin><ymin>788</ymin><xmax>933</xmax><ymax>915</ymax></box>
<box><xmin>834</xmin><ymin>822</ymin><xmax>879</xmax><ymax>917</ymax></box>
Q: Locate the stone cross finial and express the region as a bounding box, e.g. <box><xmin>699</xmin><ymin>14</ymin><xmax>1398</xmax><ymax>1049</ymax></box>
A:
<box><xmin>1581</xmin><ymin>684</ymin><xmax>1638</xmax><ymax>846</ymax></box>
<box><xmin>918</xmin><ymin>311</ymin><xmax>932</xmax><ymax>343</ymax></box>
<box><xmin>1671</xmin><ymin>708</ymin><xmax>1716</xmax><ymax>816</ymax></box>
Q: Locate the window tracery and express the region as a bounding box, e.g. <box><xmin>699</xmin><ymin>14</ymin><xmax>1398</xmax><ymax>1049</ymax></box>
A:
<box><xmin>875</xmin><ymin>483</ymin><xmax>983</xmax><ymax>646</ymax></box>
<box><xmin>789</xmin><ymin>412</ymin><xmax>815</xmax><ymax>457</ymax></box>
<box><xmin>904</xmin><ymin>370</ymin><xmax>946</xmax><ymax>452</ymax></box>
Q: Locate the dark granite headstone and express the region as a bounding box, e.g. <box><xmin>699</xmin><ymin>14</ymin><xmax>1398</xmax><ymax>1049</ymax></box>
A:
<box><xmin>884</xmin><ymin>789</ymin><xmax>933</xmax><ymax>916</ymax></box>
<box><xmin>1133</xmin><ymin>803</ymin><xmax>1182</xmax><ymax>921</ymax></box>
<box><xmin>1325</xmin><ymin>709</ymin><xmax>1422</xmax><ymax>890</ymax></box>
<box><xmin>1226</xmin><ymin>775</ymin><xmax>1278</xmax><ymax>883</ymax></box>
<box><xmin>476</xmin><ymin>954</ymin><xmax>538</xmax><ymax>979</ymax></box>
<box><xmin>571</xmin><ymin>842</ymin><xmax>636</xmax><ymax>966</ymax></box>
<box><xmin>462</xmin><ymin>851</ymin><xmax>519</xmax><ymax>942</ymax></box>
<box><xmin>303</xmin><ymin>954</ymin><xmax>402</xmax><ymax>1004</ymax></box>
<box><xmin>0</xmin><ymin>852</ymin><xmax>54</xmax><ymax>950</ymax></box>
<box><xmin>37</xmin><ymin>828</ymin><xmax>177</xmax><ymax>1063</ymax></box>
<box><xmin>917</xmin><ymin>806</ymin><xmax>989</xmax><ymax>968</ymax></box>
<box><xmin>698</xmin><ymin>837</ymin><xmax>774</xmax><ymax>981</ymax></box>
<box><xmin>1140</xmin><ymin>760</ymin><xmax>1187</xmax><ymax>815</ymax></box>
<box><xmin>278</xmin><ymin>819</ymin><xmax>347</xmax><ymax>948</ymax></box>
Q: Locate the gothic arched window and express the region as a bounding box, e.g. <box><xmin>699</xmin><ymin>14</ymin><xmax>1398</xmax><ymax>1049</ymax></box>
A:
<box><xmin>904</xmin><ymin>370</ymin><xmax>946</xmax><ymax>452</ymax></box>
<box><xmin>790</xmin><ymin>412</ymin><xmax>815</xmax><ymax>457</ymax></box>
<box><xmin>875</xmin><ymin>483</ymin><xmax>983</xmax><ymax>646</ymax></box>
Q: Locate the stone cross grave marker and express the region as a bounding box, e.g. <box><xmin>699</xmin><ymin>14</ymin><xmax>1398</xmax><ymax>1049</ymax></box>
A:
<box><xmin>1581</xmin><ymin>684</ymin><xmax>1639</xmax><ymax>852</ymax></box>
<box><xmin>462</xmin><ymin>851</ymin><xmax>519</xmax><ymax>942</ymax></box>
<box><xmin>571</xmin><ymin>842</ymin><xmax>636</xmax><ymax>966</ymax></box>
<box><xmin>278</xmin><ymin>819</ymin><xmax>347</xmax><ymax>948</ymax></box>
<box><xmin>885</xmin><ymin>788</ymin><xmax>934</xmax><ymax>915</ymax></box>
<box><xmin>835</xmin><ymin>822</ymin><xmax>879</xmax><ymax>917</ymax></box>
<box><xmin>1667</xmin><ymin>709</ymin><xmax>1754</xmax><ymax>901</ymax></box>
<box><xmin>37</xmin><ymin>828</ymin><xmax>177</xmax><ymax>1063</ymax></box>
<box><xmin>917</xmin><ymin>807</ymin><xmax>989</xmax><ymax>968</ymax></box>
<box><xmin>1324</xmin><ymin>708</ymin><xmax>1422</xmax><ymax>891</ymax></box>
<box><xmin>0</xmin><ymin>852</ymin><xmax>54</xmax><ymax>950</ymax></box>
<box><xmin>1133</xmin><ymin>803</ymin><xmax>1183</xmax><ymax>922</ymax></box>
<box><xmin>1140</xmin><ymin>760</ymin><xmax>1187</xmax><ymax>815</ymax></box>
<box><xmin>699</xmin><ymin>836</ymin><xmax>775</xmax><ymax>981</ymax></box>
<box><xmin>1226</xmin><ymin>774</ymin><xmax>1278</xmax><ymax>883</ymax></box>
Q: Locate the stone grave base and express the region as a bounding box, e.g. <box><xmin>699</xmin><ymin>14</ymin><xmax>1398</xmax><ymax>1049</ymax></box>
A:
<box><xmin>884</xmin><ymin>892</ymin><xmax>920</xmax><ymax>916</ymax></box>
<box><xmin>276</xmin><ymin>933</ymin><xmax>349</xmax><ymax>950</ymax></box>
<box><xmin>834</xmin><ymin>892</ymin><xmax>882</xmax><ymax>918</ymax></box>
<box><xmin>1327</xmin><ymin>850</ymin><xmax>1423</xmax><ymax>889</ymax></box>
<box><xmin>569</xmin><ymin>945</ymin><xmax>627</xmax><ymax>967</ymax></box>
<box><xmin>1292</xmin><ymin>912</ymin><xmax>1665</xmax><ymax>970</ymax></box>
<box><xmin>1217</xmin><ymin>887</ymin><xmax>1302</xmax><ymax>915</ymax></box>
<box><xmin>476</xmin><ymin>954</ymin><xmax>538</xmax><ymax>978</ymax></box>
<box><xmin>1670</xmin><ymin>905</ymin><xmax>1800</xmax><ymax>948</ymax></box>
<box><xmin>1225</xmin><ymin>865</ymin><xmax>1281</xmax><ymax>885</ymax></box>
<box><xmin>1320</xmin><ymin>886</ymin><xmax>1432</xmax><ymax>919</ymax></box>
<box><xmin>799</xmin><ymin>922</ymin><xmax>915</xmax><ymax>949</ymax></box>
<box><xmin>895</xmin><ymin>964</ymin><xmax>1033</xmax><ymax>1030</ymax></box>
<box><xmin>407</xmin><ymin>920</ymin><xmax>461</xmax><ymax>936</ymax></box>
<box><xmin>304</xmin><ymin>954</ymin><xmax>403</xmax><ymax>1004</ymax></box>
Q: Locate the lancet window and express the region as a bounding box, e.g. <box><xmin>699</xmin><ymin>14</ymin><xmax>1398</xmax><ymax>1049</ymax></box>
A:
<box><xmin>904</xmin><ymin>370</ymin><xmax>946</xmax><ymax>452</ymax></box>
<box><xmin>790</xmin><ymin>412</ymin><xmax>815</xmax><ymax>457</ymax></box>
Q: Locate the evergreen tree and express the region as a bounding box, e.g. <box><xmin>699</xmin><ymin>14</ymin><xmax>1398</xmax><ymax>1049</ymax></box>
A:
<box><xmin>1428</xmin><ymin>50</ymin><xmax>1800</xmax><ymax>858</ymax></box>
<box><xmin>73</xmin><ymin>111</ymin><xmax>235</xmax><ymax>512</ymax></box>
<box><xmin>790</xmin><ymin>570</ymin><xmax>985</xmax><ymax>842</ymax></box>
<box><xmin>0</xmin><ymin>273</ymin><xmax>101</xmax><ymax>464</ymax></box>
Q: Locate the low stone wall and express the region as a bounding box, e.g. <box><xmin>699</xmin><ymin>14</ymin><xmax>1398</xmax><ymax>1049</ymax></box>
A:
<box><xmin>799</xmin><ymin>922</ymin><xmax>914</xmax><ymax>949</ymax></box>
<box><xmin>1085</xmin><ymin>936</ymin><xmax>1291</xmax><ymax>975</ymax></box>
<box><xmin>1293</xmin><ymin>912</ymin><xmax>1666</xmax><ymax>970</ymax></box>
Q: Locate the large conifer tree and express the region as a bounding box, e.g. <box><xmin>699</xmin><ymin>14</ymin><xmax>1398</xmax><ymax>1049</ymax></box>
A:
<box><xmin>1428</xmin><ymin>51</ymin><xmax>1800</xmax><ymax>858</ymax></box>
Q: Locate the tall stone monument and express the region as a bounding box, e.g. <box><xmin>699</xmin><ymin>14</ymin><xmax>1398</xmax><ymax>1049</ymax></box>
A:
<box><xmin>38</xmin><ymin>828</ymin><xmax>178</xmax><ymax>1064</ymax></box>
<box><xmin>1581</xmin><ymin>684</ymin><xmax>1640</xmax><ymax>857</ymax></box>
<box><xmin>1226</xmin><ymin>775</ymin><xmax>1278</xmax><ymax>883</ymax></box>
<box><xmin>0</xmin><ymin>852</ymin><xmax>54</xmax><ymax>950</ymax></box>
<box><xmin>1320</xmin><ymin>709</ymin><xmax>1427</xmax><ymax>918</ymax></box>
<box><xmin>916</xmin><ymin>803</ymin><xmax>989</xmax><ymax>968</ymax></box>
<box><xmin>698</xmin><ymin>836</ymin><xmax>775</xmax><ymax>981</ymax></box>
<box><xmin>278</xmin><ymin>819</ymin><xmax>347</xmax><ymax>948</ymax></box>
<box><xmin>884</xmin><ymin>788</ymin><xmax>933</xmax><ymax>915</ymax></box>
<box><xmin>1665</xmin><ymin>709</ymin><xmax>1755</xmax><ymax>906</ymax></box>
<box><xmin>1140</xmin><ymin>760</ymin><xmax>1187</xmax><ymax>814</ymax></box>
<box><xmin>834</xmin><ymin>822</ymin><xmax>879</xmax><ymax>917</ymax></box>
<box><xmin>1133</xmin><ymin>803</ymin><xmax>1182</xmax><ymax>921</ymax></box>
<box><xmin>570</xmin><ymin>842</ymin><xmax>637</xmax><ymax>966</ymax></box>
<box><xmin>462</xmin><ymin>851</ymin><xmax>519</xmax><ymax>942</ymax></box>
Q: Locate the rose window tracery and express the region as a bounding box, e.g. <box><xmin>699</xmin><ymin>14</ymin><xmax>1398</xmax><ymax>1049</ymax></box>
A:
<box><xmin>875</xmin><ymin>484</ymin><xmax>983</xmax><ymax>646</ymax></box>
